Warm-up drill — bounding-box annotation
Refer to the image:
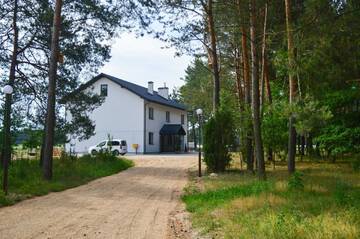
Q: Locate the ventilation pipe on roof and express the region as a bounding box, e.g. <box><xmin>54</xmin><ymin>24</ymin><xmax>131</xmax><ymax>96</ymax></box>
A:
<box><xmin>158</xmin><ymin>83</ymin><xmax>169</xmax><ymax>99</ymax></box>
<box><xmin>148</xmin><ymin>81</ymin><xmax>154</xmax><ymax>94</ymax></box>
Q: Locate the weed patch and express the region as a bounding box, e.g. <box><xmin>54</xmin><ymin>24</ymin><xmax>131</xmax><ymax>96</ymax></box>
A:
<box><xmin>183</xmin><ymin>180</ymin><xmax>272</xmax><ymax>212</ymax></box>
<box><xmin>183</xmin><ymin>161</ymin><xmax>360</xmax><ymax>238</ymax></box>
<box><xmin>0</xmin><ymin>154</ymin><xmax>133</xmax><ymax>206</ymax></box>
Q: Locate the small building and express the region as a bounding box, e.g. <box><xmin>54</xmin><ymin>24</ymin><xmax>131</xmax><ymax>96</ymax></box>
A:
<box><xmin>65</xmin><ymin>73</ymin><xmax>187</xmax><ymax>154</ymax></box>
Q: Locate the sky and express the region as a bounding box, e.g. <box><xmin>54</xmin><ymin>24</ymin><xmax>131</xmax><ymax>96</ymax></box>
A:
<box><xmin>99</xmin><ymin>32</ymin><xmax>193</xmax><ymax>91</ymax></box>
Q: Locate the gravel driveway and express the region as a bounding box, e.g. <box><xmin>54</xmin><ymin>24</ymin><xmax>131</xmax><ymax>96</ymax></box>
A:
<box><xmin>0</xmin><ymin>154</ymin><xmax>196</xmax><ymax>239</ymax></box>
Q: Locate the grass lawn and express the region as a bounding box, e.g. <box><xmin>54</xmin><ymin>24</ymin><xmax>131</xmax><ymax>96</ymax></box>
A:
<box><xmin>183</xmin><ymin>160</ymin><xmax>360</xmax><ymax>239</ymax></box>
<box><xmin>0</xmin><ymin>154</ymin><xmax>133</xmax><ymax>206</ymax></box>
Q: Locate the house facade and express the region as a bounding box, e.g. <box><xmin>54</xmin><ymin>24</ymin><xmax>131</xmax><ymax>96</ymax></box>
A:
<box><xmin>65</xmin><ymin>73</ymin><xmax>187</xmax><ymax>154</ymax></box>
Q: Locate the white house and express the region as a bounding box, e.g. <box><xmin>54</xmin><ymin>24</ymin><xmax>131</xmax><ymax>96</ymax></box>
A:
<box><xmin>65</xmin><ymin>73</ymin><xmax>188</xmax><ymax>154</ymax></box>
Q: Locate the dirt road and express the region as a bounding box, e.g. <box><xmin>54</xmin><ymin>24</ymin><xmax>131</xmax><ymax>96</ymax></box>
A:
<box><xmin>0</xmin><ymin>154</ymin><xmax>196</xmax><ymax>239</ymax></box>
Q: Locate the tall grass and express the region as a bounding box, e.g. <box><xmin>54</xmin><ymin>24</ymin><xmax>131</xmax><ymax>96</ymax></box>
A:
<box><xmin>183</xmin><ymin>161</ymin><xmax>360</xmax><ymax>239</ymax></box>
<box><xmin>0</xmin><ymin>154</ymin><xmax>133</xmax><ymax>206</ymax></box>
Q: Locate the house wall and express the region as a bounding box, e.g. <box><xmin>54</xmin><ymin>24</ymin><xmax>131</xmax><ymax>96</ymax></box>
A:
<box><xmin>66</xmin><ymin>77</ymin><xmax>145</xmax><ymax>154</ymax></box>
<box><xmin>145</xmin><ymin>102</ymin><xmax>188</xmax><ymax>153</ymax></box>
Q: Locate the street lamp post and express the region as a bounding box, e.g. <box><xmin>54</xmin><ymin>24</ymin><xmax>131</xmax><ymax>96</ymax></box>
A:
<box><xmin>196</xmin><ymin>108</ymin><xmax>203</xmax><ymax>177</ymax></box>
<box><xmin>2</xmin><ymin>84</ymin><xmax>13</xmax><ymax>195</ymax></box>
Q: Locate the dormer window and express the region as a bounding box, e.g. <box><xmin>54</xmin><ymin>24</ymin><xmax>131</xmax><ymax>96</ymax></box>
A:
<box><xmin>100</xmin><ymin>84</ymin><xmax>108</xmax><ymax>96</ymax></box>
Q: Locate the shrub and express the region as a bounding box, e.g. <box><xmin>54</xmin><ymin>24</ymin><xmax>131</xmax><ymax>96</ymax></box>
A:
<box><xmin>203</xmin><ymin>108</ymin><xmax>235</xmax><ymax>172</ymax></box>
<box><xmin>288</xmin><ymin>171</ymin><xmax>304</xmax><ymax>191</ymax></box>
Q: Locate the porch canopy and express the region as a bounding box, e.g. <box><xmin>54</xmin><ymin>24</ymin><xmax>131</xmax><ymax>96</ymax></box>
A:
<box><xmin>159</xmin><ymin>124</ymin><xmax>186</xmax><ymax>136</ymax></box>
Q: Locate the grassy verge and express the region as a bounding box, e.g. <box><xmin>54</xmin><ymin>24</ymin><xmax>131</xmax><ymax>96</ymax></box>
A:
<box><xmin>0</xmin><ymin>154</ymin><xmax>133</xmax><ymax>206</ymax></box>
<box><xmin>182</xmin><ymin>161</ymin><xmax>360</xmax><ymax>239</ymax></box>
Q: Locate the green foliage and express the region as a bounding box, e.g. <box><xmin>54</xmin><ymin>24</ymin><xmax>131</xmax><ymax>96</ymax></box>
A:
<box><xmin>315</xmin><ymin>125</ymin><xmax>360</xmax><ymax>156</ymax></box>
<box><xmin>292</xmin><ymin>96</ymin><xmax>332</xmax><ymax>136</ymax></box>
<box><xmin>262</xmin><ymin>96</ymin><xmax>332</xmax><ymax>156</ymax></box>
<box><xmin>179</xmin><ymin>58</ymin><xmax>213</xmax><ymax>117</ymax></box>
<box><xmin>203</xmin><ymin>103</ymin><xmax>236</xmax><ymax>172</ymax></box>
<box><xmin>262</xmin><ymin>101</ymin><xmax>289</xmax><ymax>154</ymax></box>
<box><xmin>0</xmin><ymin>0</ymin><xmax>150</xmax><ymax>142</ymax></box>
<box><xmin>0</xmin><ymin>155</ymin><xmax>133</xmax><ymax>206</ymax></box>
<box><xmin>22</xmin><ymin>129</ymin><xmax>42</xmax><ymax>149</ymax></box>
<box><xmin>313</xmin><ymin>88</ymin><xmax>360</xmax><ymax>157</ymax></box>
<box><xmin>288</xmin><ymin>172</ymin><xmax>304</xmax><ymax>191</ymax></box>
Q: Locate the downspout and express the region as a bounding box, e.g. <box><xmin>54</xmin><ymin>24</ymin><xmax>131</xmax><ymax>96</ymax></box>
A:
<box><xmin>143</xmin><ymin>100</ymin><xmax>148</xmax><ymax>154</ymax></box>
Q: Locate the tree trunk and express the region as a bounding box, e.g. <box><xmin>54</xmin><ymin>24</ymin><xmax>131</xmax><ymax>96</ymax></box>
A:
<box><xmin>206</xmin><ymin>0</ymin><xmax>220</xmax><ymax>112</ymax></box>
<box><xmin>39</xmin><ymin>129</ymin><xmax>46</xmax><ymax>166</ymax></box>
<box><xmin>264</xmin><ymin>55</ymin><xmax>273</xmax><ymax>163</ymax></box>
<box><xmin>260</xmin><ymin>3</ymin><xmax>268</xmax><ymax>112</ymax></box>
<box><xmin>267</xmin><ymin>147</ymin><xmax>273</xmax><ymax>161</ymax></box>
<box><xmin>2</xmin><ymin>0</ymin><xmax>18</xmax><ymax>194</ymax></box>
<box><xmin>234</xmin><ymin>47</ymin><xmax>244</xmax><ymax>105</ymax></box>
<box><xmin>43</xmin><ymin>0</ymin><xmax>63</xmax><ymax>180</ymax></box>
<box><xmin>249</xmin><ymin>0</ymin><xmax>265</xmax><ymax>180</ymax></box>
<box><xmin>306</xmin><ymin>134</ymin><xmax>313</xmax><ymax>156</ymax></box>
<box><xmin>285</xmin><ymin>0</ymin><xmax>297</xmax><ymax>174</ymax></box>
<box><xmin>260</xmin><ymin>3</ymin><xmax>274</xmax><ymax>164</ymax></box>
<box><xmin>300</xmin><ymin>135</ymin><xmax>305</xmax><ymax>159</ymax></box>
<box><xmin>264</xmin><ymin>56</ymin><xmax>272</xmax><ymax>103</ymax></box>
<box><xmin>241</xmin><ymin>23</ymin><xmax>254</xmax><ymax>172</ymax></box>
<box><xmin>242</xmin><ymin>27</ymin><xmax>254</xmax><ymax>172</ymax></box>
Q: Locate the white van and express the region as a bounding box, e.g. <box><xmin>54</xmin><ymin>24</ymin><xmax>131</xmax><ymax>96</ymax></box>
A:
<box><xmin>88</xmin><ymin>139</ymin><xmax>127</xmax><ymax>156</ymax></box>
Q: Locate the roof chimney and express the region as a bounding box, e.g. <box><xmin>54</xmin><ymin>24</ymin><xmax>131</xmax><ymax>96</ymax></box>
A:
<box><xmin>148</xmin><ymin>81</ymin><xmax>154</xmax><ymax>94</ymax></box>
<box><xmin>158</xmin><ymin>83</ymin><xmax>169</xmax><ymax>99</ymax></box>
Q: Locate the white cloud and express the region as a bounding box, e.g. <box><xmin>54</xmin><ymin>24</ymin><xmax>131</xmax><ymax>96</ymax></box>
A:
<box><xmin>100</xmin><ymin>33</ymin><xmax>192</xmax><ymax>91</ymax></box>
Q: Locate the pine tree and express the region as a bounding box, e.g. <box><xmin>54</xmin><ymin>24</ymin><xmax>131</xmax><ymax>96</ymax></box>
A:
<box><xmin>250</xmin><ymin>0</ymin><xmax>265</xmax><ymax>179</ymax></box>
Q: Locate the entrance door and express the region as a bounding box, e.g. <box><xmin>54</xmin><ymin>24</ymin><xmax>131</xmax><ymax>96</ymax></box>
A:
<box><xmin>160</xmin><ymin>135</ymin><xmax>182</xmax><ymax>152</ymax></box>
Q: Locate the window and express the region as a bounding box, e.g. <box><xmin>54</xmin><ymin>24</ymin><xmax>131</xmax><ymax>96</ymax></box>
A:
<box><xmin>181</xmin><ymin>114</ymin><xmax>185</xmax><ymax>125</ymax></box>
<box><xmin>166</xmin><ymin>111</ymin><xmax>170</xmax><ymax>122</ymax></box>
<box><xmin>121</xmin><ymin>140</ymin><xmax>127</xmax><ymax>146</ymax></box>
<box><xmin>149</xmin><ymin>107</ymin><xmax>154</xmax><ymax>120</ymax></box>
<box><xmin>108</xmin><ymin>141</ymin><xmax>120</xmax><ymax>146</ymax></box>
<box><xmin>100</xmin><ymin>84</ymin><xmax>108</xmax><ymax>96</ymax></box>
<box><xmin>149</xmin><ymin>132</ymin><xmax>154</xmax><ymax>145</ymax></box>
<box><xmin>97</xmin><ymin>141</ymin><xmax>106</xmax><ymax>147</ymax></box>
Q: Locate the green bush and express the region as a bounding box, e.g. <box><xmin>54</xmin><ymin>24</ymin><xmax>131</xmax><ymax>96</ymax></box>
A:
<box><xmin>288</xmin><ymin>171</ymin><xmax>304</xmax><ymax>191</ymax></box>
<box><xmin>315</xmin><ymin>125</ymin><xmax>360</xmax><ymax>157</ymax></box>
<box><xmin>203</xmin><ymin>108</ymin><xmax>235</xmax><ymax>172</ymax></box>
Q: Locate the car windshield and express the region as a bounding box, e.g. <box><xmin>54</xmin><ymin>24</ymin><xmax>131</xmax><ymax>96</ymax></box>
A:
<box><xmin>97</xmin><ymin>141</ymin><xmax>106</xmax><ymax>147</ymax></box>
<box><xmin>121</xmin><ymin>140</ymin><xmax>127</xmax><ymax>146</ymax></box>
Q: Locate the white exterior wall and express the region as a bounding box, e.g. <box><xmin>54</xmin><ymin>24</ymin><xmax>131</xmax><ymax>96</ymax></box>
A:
<box><xmin>145</xmin><ymin>102</ymin><xmax>188</xmax><ymax>153</ymax></box>
<box><xmin>66</xmin><ymin>77</ymin><xmax>145</xmax><ymax>153</ymax></box>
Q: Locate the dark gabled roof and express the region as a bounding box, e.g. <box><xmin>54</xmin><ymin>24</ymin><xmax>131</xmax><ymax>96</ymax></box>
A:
<box><xmin>64</xmin><ymin>73</ymin><xmax>186</xmax><ymax>110</ymax></box>
<box><xmin>160</xmin><ymin>124</ymin><xmax>186</xmax><ymax>135</ymax></box>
